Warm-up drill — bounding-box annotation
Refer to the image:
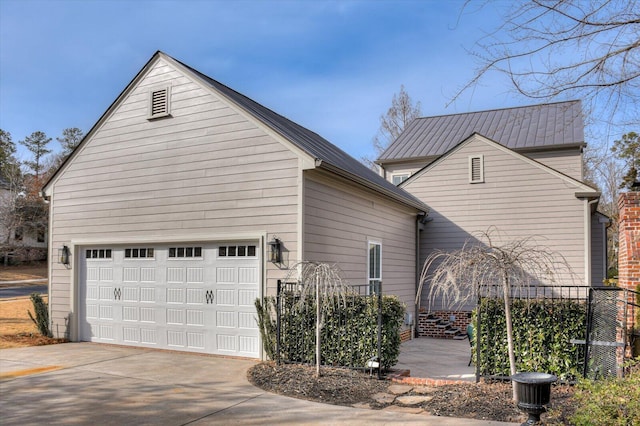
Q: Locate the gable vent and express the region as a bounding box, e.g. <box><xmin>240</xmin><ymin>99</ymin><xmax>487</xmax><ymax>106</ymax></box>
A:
<box><xmin>469</xmin><ymin>155</ymin><xmax>484</xmax><ymax>183</ymax></box>
<box><xmin>149</xmin><ymin>87</ymin><xmax>170</xmax><ymax>119</ymax></box>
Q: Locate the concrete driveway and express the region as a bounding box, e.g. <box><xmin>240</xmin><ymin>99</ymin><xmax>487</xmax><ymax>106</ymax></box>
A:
<box><xmin>0</xmin><ymin>343</ymin><xmax>515</xmax><ymax>425</ymax></box>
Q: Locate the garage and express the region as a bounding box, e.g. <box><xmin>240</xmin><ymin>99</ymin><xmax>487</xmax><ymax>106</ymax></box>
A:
<box><xmin>79</xmin><ymin>242</ymin><xmax>261</xmax><ymax>358</ymax></box>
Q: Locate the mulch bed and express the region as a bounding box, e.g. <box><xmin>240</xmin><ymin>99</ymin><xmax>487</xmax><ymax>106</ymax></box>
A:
<box><xmin>247</xmin><ymin>362</ymin><xmax>577</xmax><ymax>424</ymax></box>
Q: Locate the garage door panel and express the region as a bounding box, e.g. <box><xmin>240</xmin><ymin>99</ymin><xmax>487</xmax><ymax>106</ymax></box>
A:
<box><xmin>80</xmin><ymin>242</ymin><xmax>260</xmax><ymax>358</ymax></box>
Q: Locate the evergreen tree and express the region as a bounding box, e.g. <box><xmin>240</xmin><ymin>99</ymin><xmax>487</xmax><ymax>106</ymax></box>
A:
<box><xmin>20</xmin><ymin>131</ymin><xmax>51</xmax><ymax>179</ymax></box>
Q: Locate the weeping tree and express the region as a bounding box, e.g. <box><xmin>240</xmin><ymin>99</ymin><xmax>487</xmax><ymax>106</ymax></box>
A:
<box><xmin>284</xmin><ymin>261</ymin><xmax>354</xmax><ymax>378</ymax></box>
<box><xmin>416</xmin><ymin>229</ymin><xmax>576</xmax><ymax>399</ymax></box>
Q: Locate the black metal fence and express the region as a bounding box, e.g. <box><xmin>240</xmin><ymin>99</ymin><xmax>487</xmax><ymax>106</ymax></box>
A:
<box><xmin>475</xmin><ymin>285</ymin><xmax>639</xmax><ymax>382</ymax></box>
<box><xmin>584</xmin><ymin>286</ymin><xmax>639</xmax><ymax>379</ymax></box>
<box><xmin>475</xmin><ymin>285</ymin><xmax>590</xmax><ymax>382</ymax></box>
<box><xmin>275</xmin><ymin>280</ymin><xmax>383</xmax><ymax>378</ymax></box>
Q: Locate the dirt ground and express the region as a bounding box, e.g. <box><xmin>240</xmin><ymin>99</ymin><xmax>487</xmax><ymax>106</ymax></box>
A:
<box><xmin>248</xmin><ymin>363</ymin><xmax>577</xmax><ymax>424</ymax></box>
<box><xmin>0</xmin><ymin>296</ymin><xmax>66</xmax><ymax>349</ymax></box>
<box><xmin>0</xmin><ymin>262</ymin><xmax>48</xmax><ymax>282</ymax></box>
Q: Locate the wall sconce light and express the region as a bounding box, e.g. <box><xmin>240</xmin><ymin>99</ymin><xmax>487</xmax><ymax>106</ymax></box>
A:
<box><xmin>58</xmin><ymin>245</ymin><xmax>70</xmax><ymax>266</ymax></box>
<box><xmin>267</xmin><ymin>237</ymin><xmax>282</xmax><ymax>264</ymax></box>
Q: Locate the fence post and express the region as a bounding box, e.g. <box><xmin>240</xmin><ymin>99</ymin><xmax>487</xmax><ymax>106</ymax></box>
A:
<box><xmin>377</xmin><ymin>281</ymin><xmax>382</xmax><ymax>380</ymax></box>
<box><xmin>583</xmin><ymin>287</ymin><xmax>594</xmax><ymax>378</ymax></box>
<box><xmin>276</xmin><ymin>279</ymin><xmax>281</xmax><ymax>365</ymax></box>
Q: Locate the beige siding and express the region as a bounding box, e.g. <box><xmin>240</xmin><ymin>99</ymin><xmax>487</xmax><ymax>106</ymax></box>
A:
<box><xmin>47</xmin><ymin>58</ymin><xmax>300</xmax><ymax>338</ymax></box>
<box><xmin>404</xmin><ymin>135</ymin><xmax>589</xmax><ymax>311</ymax></box>
<box><xmin>526</xmin><ymin>148</ymin><xmax>583</xmax><ymax>180</ymax></box>
<box><xmin>303</xmin><ymin>170</ymin><xmax>418</xmax><ymax>315</ymax></box>
<box><xmin>382</xmin><ymin>160</ymin><xmax>432</xmax><ymax>184</ymax></box>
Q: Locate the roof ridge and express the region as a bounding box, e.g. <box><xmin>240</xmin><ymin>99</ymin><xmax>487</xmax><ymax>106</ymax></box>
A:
<box><xmin>415</xmin><ymin>100</ymin><xmax>580</xmax><ymax>121</ymax></box>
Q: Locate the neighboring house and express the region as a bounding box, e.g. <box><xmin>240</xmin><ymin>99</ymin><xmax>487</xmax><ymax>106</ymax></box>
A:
<box><xmin>0</xmin><ymin>175</ymin><xmax>47</xmax><ymax>265</ymax></box>
<box><xmin>376</xmin><ymin>102</ymin><xmax>608</xmax><ymax>335</ymax></box>
<box><xmin>42</xmin><ymin>51</ymin><xmax>427</xmax><ymax>357</ymax></box>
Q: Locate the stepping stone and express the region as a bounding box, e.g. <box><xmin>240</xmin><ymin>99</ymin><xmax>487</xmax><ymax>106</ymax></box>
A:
<box><xmin>396</xmin><ymin>395</ymin><xmax>434</xmax><ymax>405</ymax></box>
<box><xmin>387</xmin><ymin>384</ymin><xmax>413</xmax><ymax>395</ymax></box>
<box><xmin>412</xmin><ymin>386</ymin><xmax>436</xmax><ymax>395</ymax></box>
<box><xmin>371</xmin><ymin>392</ymin><xmax>396</xmax><ymax>404</ymax></box>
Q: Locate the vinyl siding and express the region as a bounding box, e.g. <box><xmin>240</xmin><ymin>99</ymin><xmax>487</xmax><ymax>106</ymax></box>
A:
<box><xmin>526</xmin><ymin>148</ymin><xmax>583</xmax><ymax>180</ymax></box>
<box><xmin>403</xmin><ymin>135</ymin><xmax>589</xmax><ymax>311</ymax></box>
<box><xmin>47</xmin><ymin>58</ymin><xmax>300</xmax><ymax>338</ymax></box>
<box><xmin>303</xmin><ymin>169</ymin><xmax>418</xmax><ymax>313</ymax></box>
<box><xmin>382</xmin><ymin>149</ymin><xmax>583</xmax><ymax>184</ymax></box>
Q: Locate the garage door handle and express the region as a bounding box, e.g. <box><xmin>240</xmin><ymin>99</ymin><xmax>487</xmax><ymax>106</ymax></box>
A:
<box><xmin>114</xmin><ymin>288</ymin><xmax>121</xmax><ymax>300</ymax></box>
<box><xmin>205</xmin><ymin>290</ymin><xmax>214</xmax><ymax>304</ymax></box>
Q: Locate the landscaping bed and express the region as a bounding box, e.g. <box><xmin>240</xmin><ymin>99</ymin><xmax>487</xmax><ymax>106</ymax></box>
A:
<box><xmin>248</xmin><ymin>362</ymin><xmax>578</xmax><ymax>424</ymax></box>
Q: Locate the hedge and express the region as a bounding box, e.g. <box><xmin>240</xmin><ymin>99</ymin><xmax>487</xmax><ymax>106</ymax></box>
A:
<box><xmin>473</xmin><ymin>297</ymin><xmax>587</xmax><ymax>380</ymax></box>
<box><xmin>255</xmin><ymin>293</ymin><xmax>405</xmax><ymax>369</ymax></box>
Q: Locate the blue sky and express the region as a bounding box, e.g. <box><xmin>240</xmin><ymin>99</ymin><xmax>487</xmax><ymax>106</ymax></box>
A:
<box><xmin>1</xmin><ymin>0</ymin><xmax>566</xmax><ymax>163</ymax></box>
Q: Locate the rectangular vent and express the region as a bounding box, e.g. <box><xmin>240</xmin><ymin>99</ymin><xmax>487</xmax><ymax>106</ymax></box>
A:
<box><xmin>469</xmin><ymin>155</ymin><xmax>484</xmax><ymax>183</ymax></box>
<box><xmin>149</xmin><ymin>87</ymin><xmax>170</xmax><ymax>119</ymax></box>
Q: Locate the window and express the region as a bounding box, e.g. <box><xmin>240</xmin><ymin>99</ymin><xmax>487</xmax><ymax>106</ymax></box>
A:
<box><xmin>148</xmin><ymin>86</ymin><xmax>171</xmax><ymax>119</ymax></box>
<box><xmin>125</xmin><ymin>248</ymin><xmax>154</xmax><ymax>259</ymax></box>
<box><xmin>469</xmin><ymin>155</ymin><xmax>484</xmax><ymax>183</ymax></box>
<box><xmin>219</xmin><ymin>245</ymin><xmax>257</xmax><ymax>258</ymax></box>
<box><xmin>368</xmin><ymin>241</ymin><xmax>382</xmax><ymax>293</ymax></box>
<box><xmin>37</xmin><ymin>230</ymin><xmax>45</xmax><ymax>243</ymax></box>
<box><xmin>392</xmin><ymin>174</ymin><xmax>410</xmax><ymax>185</ymax></box>
<box><xmin>168</xmin><ymin>246</ymin><xmax>202</xmax><ymax>258</ymax></box>
<box><xmin>86</xmin><ymin>249</ymin><xmax>112</xmax><ymax>259</ymax></box>
<box><xmin>14</xmin><ymin>228</ymin><xmax>23</xmax><ymax>242</ymax></box>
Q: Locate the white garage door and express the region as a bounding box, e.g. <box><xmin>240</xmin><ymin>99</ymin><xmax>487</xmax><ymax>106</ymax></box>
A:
<box><xmin>79</xmin><ymin>242</ymin><xmax>261</xmax><ymax>358</ymax></box>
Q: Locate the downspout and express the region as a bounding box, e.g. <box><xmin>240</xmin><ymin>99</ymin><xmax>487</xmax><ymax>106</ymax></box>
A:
<box><xmin>584</xmin><ymin>198</ymin><xmax>599</xmax><ymax>286</ymax></box>
<box><xmin>415</xmin><ymin>213</ymin><xmax>430</xmax><ymax>338</ymax></box>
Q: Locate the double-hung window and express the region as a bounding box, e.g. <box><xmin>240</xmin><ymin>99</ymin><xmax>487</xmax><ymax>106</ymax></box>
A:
<box><xmin>368</xmin><ymin>241</ymin><xmax>382</xmax><ymax>294</ymax></box>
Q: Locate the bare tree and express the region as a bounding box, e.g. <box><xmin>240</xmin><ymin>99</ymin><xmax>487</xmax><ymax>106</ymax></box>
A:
<box><xmin>456</xmin><ymin>0</ymin><xmax>640</xmax><ymax>129</ymax></box>
<box><xmin>363</xmin><ymin>85</ymin><xmax>422</xmax><ymax>169</ymax></box>
<box><xmin>416</xmin><ymin>229</ymin><xmax>576</xmax><ymax>399</ymax></box>
<box><xmin>284</xmin><ymin>261</ymin><xmax>354</xmax><ymax>377</ymax></box>
<box><xmin>56</xmin><ymin>127</ymin><xmax>84</xmax><ymax>157</ymax></box>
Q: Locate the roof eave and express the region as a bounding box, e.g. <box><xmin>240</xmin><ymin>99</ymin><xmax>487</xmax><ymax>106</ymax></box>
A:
<box><xmin>316</xmin><ymin>161</ymin><xmax>428</xmax><ymax>212</ymax></box>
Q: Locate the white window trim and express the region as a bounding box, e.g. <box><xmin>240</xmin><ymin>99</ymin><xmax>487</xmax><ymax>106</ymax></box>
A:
<box><xmin>148</xmin><ymin>85</ymin><xmax>171</xmax><ymax>119</ymax></box>
<box><xmin>367</xmin><ymin>240</ymin><xmax>382</xmax><ymax>293</ymax></box>
<box><xmin>469</xmin><ymin>155</ymin><xmax>484</xmax><ymax>183</ymax></box>
<box><xmin>391</xmin><ymin>173</ymin><xmax>410</xmax><ymax>185</ymax></box>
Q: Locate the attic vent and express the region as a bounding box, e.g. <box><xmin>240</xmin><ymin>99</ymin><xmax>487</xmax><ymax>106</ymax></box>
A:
<box><xmin>469</xmin><ymin>155</ymin><xmax>484</xmax><ymax>183</ymax></box>
<box><xmin>148</xmin><ymin>87</ymin><xmax>171</xmax><ymax>119</ymax></box>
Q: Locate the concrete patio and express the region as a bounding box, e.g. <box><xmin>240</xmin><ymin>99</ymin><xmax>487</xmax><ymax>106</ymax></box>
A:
<box><xmin>395</xmin><ymin>337</ymin><xmax>476</xmax><ymax>382</ymax></box>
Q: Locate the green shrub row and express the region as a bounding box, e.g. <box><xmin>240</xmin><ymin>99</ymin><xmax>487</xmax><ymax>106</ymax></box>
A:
<box><xmin>255</xmin><ymin>294</ymin><xmax>405</xmax><ymax>369</ymax></box>
<box><xmin>472</xmin><ymin>298</ymin><xmax>587</xmax><ymax>380</ymax></box>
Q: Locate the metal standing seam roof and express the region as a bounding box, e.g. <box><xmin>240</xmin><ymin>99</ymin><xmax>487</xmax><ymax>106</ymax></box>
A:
<box><xmin>378</xmin><ymin>100</ymin><xmax>585</xmax><ymax>162</ymax></box>
<box><xmin>175</xmin><ymin>57</ymin><xmax>427</xmax><ymax>211</ymax></box>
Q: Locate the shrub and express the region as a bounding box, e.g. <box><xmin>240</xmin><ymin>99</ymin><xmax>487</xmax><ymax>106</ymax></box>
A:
<box><xmin>28</xmin><ymin>292</ymin><xmax>52</xmax><ymax>337</ymax></box>
<box><xmin>255</xmin><ymin>293</ymin><xmax>404</xmax><ymax>369</ymax></box>
<box><xmin>570</xmin><ymin>358</ymin><xmax>640</xmax><ymax>425</ymax></box>
<box><xmin>473</xmin><ymin>297</ymin><xmax>587</xmax><ymax>380</ymax></box>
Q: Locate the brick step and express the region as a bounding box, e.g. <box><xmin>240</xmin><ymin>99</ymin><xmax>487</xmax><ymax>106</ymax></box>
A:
<box><xmin>444</xmin><ymin>327</ymin><xmax>461</xmax><ymax>335</ymax></box>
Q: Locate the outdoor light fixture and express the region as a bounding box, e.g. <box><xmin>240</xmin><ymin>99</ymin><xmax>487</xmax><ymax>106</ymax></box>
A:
<box><xmin>58</xmin><ymin>245</ymin><xmax>70</xmax><ymax>266</ymax></box>
<box><xmin>268</xmin><ymin>237</ymin><xmax>282</xmax><ymax>264</ymax></box>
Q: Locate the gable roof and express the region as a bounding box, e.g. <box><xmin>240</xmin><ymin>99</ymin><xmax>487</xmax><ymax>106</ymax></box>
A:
<box><xmin>402</xmin><ymin>132</ymin><xmax>599</xmax><ymax>197</ymax></box>
<box><xmin>44</xmin><ymin>51</ymin><xmax>426</xmax><ymax>212</ymax></box>
<box><xmin>378</xmin><ymin>100</ymin><xmax>585</xmax><ymax>163</ymax></box>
